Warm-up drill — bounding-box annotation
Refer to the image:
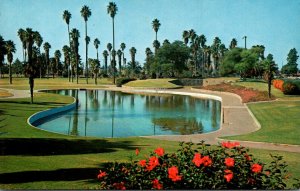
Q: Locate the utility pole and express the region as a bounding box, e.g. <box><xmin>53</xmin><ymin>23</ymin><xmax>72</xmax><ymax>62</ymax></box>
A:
<box><xmin>243</xmin><ymin>36</ymin><xmax>247</xmax><ymax>49</ymax></box>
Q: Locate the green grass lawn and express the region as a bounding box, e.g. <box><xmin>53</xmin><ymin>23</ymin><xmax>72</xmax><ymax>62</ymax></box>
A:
<box><xmin>124</xmin><ymin>78</ymin><xmax>182</xmax><ymax>89</ymax></box>
<box><xmin>224</xmin><ymin>101</ymin><xmax>300</xmax><ymax>145</ymax></box>
<box><xmin>0</xmin><ymin>77</ymin><xmax>113</xmax><ymax>90</ymax></box>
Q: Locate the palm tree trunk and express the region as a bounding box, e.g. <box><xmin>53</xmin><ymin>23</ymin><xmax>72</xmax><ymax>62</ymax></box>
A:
<box><xmin>76</xmin><ymin>55</ymin><xmax>79</xmax><ymax>84</ymax></box>
<box><xmin>9</xmin><ymin>62</ymin><xmax>12</xmax><ymax>84</ymax></box>
<box><xmin>112</xmin><ymin>18</ymin><xmax>116</xmax><ymax>84</ymax></box>
<box><xmin>29</xmin><ymin>76</ymin><xmax>34</xmax><ymax>104</ymax></box>
<box><xmin>68</xmin><ymin>24</ymin><xmax>71</xmax><ymax>82</ymax></box>
<box><xmin>85</xmin><ymin>21</ymin><xmax>88</xmax><ymax>84</ymax></box>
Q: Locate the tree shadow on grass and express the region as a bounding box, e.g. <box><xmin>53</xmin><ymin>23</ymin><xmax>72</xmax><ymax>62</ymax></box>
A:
<box><xmin>0</xmin><ymin>138</ymin><xmax>146</xmax><ymax>156</ymax></box>
<box><xmin>0</xmin><ymin>167</ymin><xmax>99</xmax><ymax>184</ymax></box>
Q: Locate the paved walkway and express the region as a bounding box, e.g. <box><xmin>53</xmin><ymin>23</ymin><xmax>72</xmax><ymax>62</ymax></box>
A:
<box><xmin>1</xmin><ymin>86</ymin><xmax>300</xmax><ymax>153</ymax></box>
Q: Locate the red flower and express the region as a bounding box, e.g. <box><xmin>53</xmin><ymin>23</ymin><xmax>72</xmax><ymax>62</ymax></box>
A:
<box><xmin>224</xmin><ymin>169</ymin><xmax>233</xmax><ymax>182</ymax></box>
<box><xmin>154</xmin><ymin>147</ymin><xmax>164</xmax><ymax>156</ymax></box>
<box><xmin>168</xmin><ymin>166</ymin><xmax>182</xmax><ymax>182</ymax></box>
<box><xmin>147</xmin><ymin>156</ymin><xmax>160</xmax><ymax>171</ymax></box>
<box><xmin>202</xmin><ymin>156</ymin><xmax>212</xmax><ymax>167</ymax></box>
<box><xmin>97</xmin><ymin>170</ymin><xmax>107</xmax><ymax>179</ymax></box>
<box><xmin>244</xmin><ymin>154</ymin><xmax>252</xmax><ymax>161</ymax></box>
<box><xmin>152</xmin><ymin>179</ymin><xmax>163</xmax><ymax>190</ymax></box>
<box><xmin>138</xmin><ymin>159</ymin><xmax>147</xmax><ymax>167</ymax></box>
<box><xmin>135</xmin><ymin>148</ymin><xmax>139</xmax><ymax>156</ymax></box>
<box><xmin>252</xmin><ymin>163</ymin><xmax>263</xmax><ymax>173</ymax></box>
<box><xmin>221</xmin><ymin>141</ymin><xmax>240</xmax><ymax>149</ymax></box>
<box><xmin>113</xmin><ymin>182</ymin><xmax>126</xmax><ymax>190</ymax></box>
<box><xmin>224</xmin><ymin>158</ymin><xmax>235</xmax><ymax>167</ymax></box>
<box><xmin>192</xmin><ymin>153</ymin><xmax>203</xmax><ymax>167</ymax></box>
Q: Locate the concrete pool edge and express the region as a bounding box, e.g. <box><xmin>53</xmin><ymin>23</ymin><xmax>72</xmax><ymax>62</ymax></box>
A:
<box><xmin>27</xmin><ymin>97</ymin><xmax>77</xmax><ymax>131</ymax></box>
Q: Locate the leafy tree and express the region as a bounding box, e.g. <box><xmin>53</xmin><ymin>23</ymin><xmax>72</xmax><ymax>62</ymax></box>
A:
<box><xmin>154</xmin><ymin>41</ymin><xmax>189</xmax><ymax>77</ymax></box>
<box><xmin>12</xmin><ymin>58</ymin><xmax>23</xmax><ymax>76</ymax></box>
<box><xmin>144</xmin><ymin>47</ymin><xmax>154</xmax><ymax>76</ymax></box>
<box><xmin>70</xmin><ymin>28</ymin><xmax>80</xmax><ymax>84</ymax></box>
<box><xmin>163</xmin><ymin>39</ymin><xmax>170</xmax><ymax>46</ymax></box>
<box><xmin>282</xmin><ymin>48</ymin><xmax>298</xmax><ymax>75</ymax></box>
<box><xmin>234</xmin><ymin>49</ymin><xmax>258</xmax><ymax>78</ymax></box>
<box><xmin>262</xmin><ymin>54</ymin><xmax>278</xmax><ymax>98</ymax></box>
<box><xmin>5</xmin><ymin>40</ymin><xmax>16</xmax><ymax>84</ymax></box>
<box><xmin>107</xmin><ymin>1</ymin><xmax>118</xmax><ymax>84</ymax></box>
<box><xmin>81</xmin><ymin>5</ymin><xmax>92</xmax><ymax>84</ymax></box>
<box><xmin>219</xmin><ymin>47</ymin><xmax>243</xmax><ymax>76</ymax></box>
<box><xmin>43</xmin><ymin>42</ymin><xmax>51</xmax><ymax>79</ymax></box>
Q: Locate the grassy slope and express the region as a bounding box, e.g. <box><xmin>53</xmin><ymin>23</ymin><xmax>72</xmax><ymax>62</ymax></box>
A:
<box><xmin>125</xmin><ymin>78</ymin><xmax>182</xmax><ymax>88</ymax></box>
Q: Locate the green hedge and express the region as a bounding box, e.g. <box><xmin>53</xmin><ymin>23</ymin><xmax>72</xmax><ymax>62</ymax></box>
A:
<box><xmin>116</xmin><ymin>78</ymin><xmax>136</xmax><ymax>87</ymax></box>
<box><xmin>282</xmin><ymin>80</ymin><xmax>300</xmax><ymax>95</ymax></box>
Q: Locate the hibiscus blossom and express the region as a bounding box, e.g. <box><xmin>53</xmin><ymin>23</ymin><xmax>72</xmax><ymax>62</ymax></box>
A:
<box><xmin>168</xmin><ymin>166</ymin><xmax>182</xmax><ymax>182</ymax></box>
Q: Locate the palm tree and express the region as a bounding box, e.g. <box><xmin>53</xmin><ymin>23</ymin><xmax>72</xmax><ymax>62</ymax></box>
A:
<box><xmin>62</xmin><ymin>45</ymin><xmax>71</xmax><ymax>81</ymax></box>
<box><xmin>229</xmin><ymin>38</ymin><xmax>237</xmax><ymax>49</ymax></box>
<box><xmin>211</xmin><ymin>37</ymin><xmax>221</xmax><ymax>75</ymax></box>
<box><xmin>54</xmin><ymin>50</ymin><xmax>61</xmax><ymax>78</ymax></box>
<box><xmin>182</xmin><ymin>30</ymin><xmax>190</xmax><ymax>45</ymax></box>
<box><xmin>17</xmin><ymin>28</ymin><xmax>26</xmax><ymax>62</ymax></box>
<box><xmin>145</xmin><ymin>47</ymin><xmax>153</xmax><ymax>75</ymax></box>
<box><xmin>81</xmin><ymin>5</ymin><xmax>92</xmax><ymax>84</ymax></box>
<box><xmin>94</xmin><ymin>38</ymin><xmax>100</xmax><ymax>61</ymax></box>
<box><xmin>263</xmin><ymin>54</ymin><xmax>277</xmax><ymax>98</ymax></box>
<box><xmin>153</xmin><ymin>40</ymin><xmax>160</xmax><ymax>53</ymax></box>
<box><xmin>34</xmin><ymin>32</ymin><xmax>43</xmax><ymax>78</ymax></box>
<box><xmin>70</xmin><ymin>28</ymin><xmax>80</xmax><ymax>84</ymax></box>
<box><xmin>50</xmin><ymin>57</ymin><xmax>56</xmax><ymax>79</ymax></box>
<box><xmin>152</xmin><ymin>18</ymin><xmax>161</xmax><ymax>41</ymax></box>
<box><xmin>85</xmin><ymin>35</ymin><xmax>90</xmax><ymax>79</ymax></box>
<box><xmin>117</xmin><ymin>49</ymin><xmax>122</xmax><ymax>73</ymax></box>
<box><xmin>199</xmin><ymin>34</ymin><xmax>207</xmax><ymax>76</ymax></box>
<box><xmin>129</xmin><ymin>47</ymin><xmax>137</xmax><ymax>70</ymax></box>
<box><xmin>120</xmin><ymin>42</ymin><xmax>126</xmax><ymax>67</ymax></box>
<box><xmin>107</xmin><ymin>1</ymin><xmax>118</xmax><ymax>84</ymax></box>
<box><xmin>5</xmin><ymin>40</ymin><xmax>16</xmax><ymax>84</ymax></box>
<box><xmin>0</xmin><ymin>36</ymin><xmax>6</xmax><ymax>79</ymax></box>
<box><xmin>107</xmin><ymin>43</ymin><xmax>112</xmax><ymax>62</ymax></box>
<box><xmin>63</xmin><ymin>10</ymin><xmax>72</xmax><ymax>80</ymax></box>
<box><xmin>24</xmin><ymin>28</ymin><xmax>36</xmax><ymax>103</ymax></box>
<box><xmin>43</xmin><ymin>42</ymin><xmax>51</xmax><ymax>79</ymax></box>
<box><xmin>103</xmin><ymin>50</ymin><xmax>109</xmax><ymax>75</ymax></box>
<box><xmin>89</xmin><ymin>58</ymin><xmax>100</xmax><ymax>84</ymax></box>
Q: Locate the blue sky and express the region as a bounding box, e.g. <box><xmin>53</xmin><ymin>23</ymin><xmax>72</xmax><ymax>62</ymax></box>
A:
<box><xmin>1</xmin><ymin>0</ymin><xmax>299</xmax><ymax>68</ymax></box>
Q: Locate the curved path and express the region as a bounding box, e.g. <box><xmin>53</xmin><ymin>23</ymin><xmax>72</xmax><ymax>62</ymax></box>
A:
<box><xmin>1</xmin><ymin>86</ymin><xmax>300</xmax><ymax>153</ymax></box>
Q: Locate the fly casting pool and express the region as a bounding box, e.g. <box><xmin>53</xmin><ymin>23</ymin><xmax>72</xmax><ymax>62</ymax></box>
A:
<box><xmin>32</xmin><ymin>89</ymin><xmax>221</xmax><ymax>138</ymax></box>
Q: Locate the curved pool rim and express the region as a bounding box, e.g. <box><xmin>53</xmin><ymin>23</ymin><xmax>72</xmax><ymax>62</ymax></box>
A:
<box><xmin>27</xmin><ymin>88</ymin><xmax>223</xmax><ymax>137</ymax></box>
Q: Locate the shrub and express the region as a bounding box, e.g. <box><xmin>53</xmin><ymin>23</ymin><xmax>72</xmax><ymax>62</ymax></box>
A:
<box><xmin>282</xmin><ymin>82</ymin><xmax>299</xmax><ymax>95</ymax></box>
<box><xmin>97</xmin><ymin>141</ymin><xmax>297</xmax><ymax>190</ymax></box>
<box><xmin>116</xmin><ymin>78</ymin><xmax>136</xmax><ymax>87</ymax></box>
<box><xmin>273</xmin><ymin>79</ymin><xmax>284</xmax><ymax>91</ymax></box>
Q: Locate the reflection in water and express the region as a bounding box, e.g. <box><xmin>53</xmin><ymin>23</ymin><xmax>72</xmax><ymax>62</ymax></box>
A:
<box><xmin>38</xmin><ymin>90</ymin><xmax>221</xmax><ymax>138</ymax></box>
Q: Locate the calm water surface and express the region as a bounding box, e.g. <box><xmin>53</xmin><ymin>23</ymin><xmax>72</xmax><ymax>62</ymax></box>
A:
<box><xmin>35</xmin><ymin>90</ymin><xmax>221</xmax><ymax>138</ymax></box>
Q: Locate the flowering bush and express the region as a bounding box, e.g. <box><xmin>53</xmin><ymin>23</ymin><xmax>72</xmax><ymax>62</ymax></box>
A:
<box><xmin>97</xmin><ymin>141</ymin><xmax>296</xmax><ymax>190</ymax></box>
<box><xmin>282</xmin><ymin>82</ymin><xmax>299</xmax><ymax>95</ymax></box>
<box><xmin>273</xmin><ymin>79</ymin><xmax>284</xmax><ymax>91</ymax></box>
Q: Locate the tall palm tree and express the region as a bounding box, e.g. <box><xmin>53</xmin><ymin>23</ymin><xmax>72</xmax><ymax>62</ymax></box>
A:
<box><xmin>54</xmin><ymin>50</ymin><xmax>61</xmax><ymax>78</ymax></box>
<box><xmin>85</xmin><ymin>35</ymin><xmax>90</xmax><ymax>79</ymax></box>
<box><xmin>120</xmin><ymin>42</ymin><xmax>126</xmax><ymax>67</ymax></box>
<box><xmin>5</xmin><ymin>40</ymin><xmax>16</xmax><ymax>84</ymax></box>
<box><xmin>17</xmin><ymin>28</ymin><xmax>26</xmax><ymax>62</ymax></box>
<box><xmin>94</xmin><ymin>38</ymin><xmax>100</xmax><ymax>61</ymax></box>
<box><xmin>43</xmin><ymin>42</ymin><xmax>51</xmax><ymax>79</ymax></box>
<box><xmin>145</xmin><ymin>47</ymin><xmax>153</xmax><ymax>75</ymax></box>
<box><xmin>63</xmin><ymin>10</ymin><xmax>72</xmax><ymax>80</ymax></box>
<box><xmin>81</xmin><ymin>5</ymin><xmax>92</xmax><ymax>84</ymax></box>
<box><xmin>70</xmin><ymin>28</ymin><xmax>80</xmax><ymax>84</ymax></box>
<box><xmin>129</xmin><ymin>47</ymin><xmax>137</xmax><ymax>70</ymax></box>
<box><xmin>107</xmin><ymin>43</ymin><xmax>112</xmax><ymax>62</ymax></box>
<box><xmin>24</xmin><ymin>28</ymin><xmax>36</xmax><ymax>103</ymax></box>
<box><xmin>103</xmin><ymin>50</ymin><xmax>109</xmax><ymax>75</ymax></box>
<box><xmin>117</xmin><ymin>49</ymin><xmax>122</xmax><ymax>73</ymax></box>
<box><xmin>152</xmin><ymin>18</ymin><xmax>161</xmax><ymax>41</ymax></box>
<box><xmin>182</xmin><ymin>30</ymin><xmax>190</xmax><ymax>45</ymax></box>
<box><xmin>34</xmin><ymin>32</ymin><xmax>43</xmax><ymax>78</ymax></box>
<box><xmin>62</xmin><ymin>45</ymin><xmax>71</xmax><ymax>81</ymax></box>
<box><xmin>229</xmin><ymin>38</ymin><xmax>237</xmax><ymax>49</ymax></box>
<box><xmin>89</xmin><ymin>58</ymin><xmax>100</xmax><ymax>84</ymax></box>
<box><xmin>199</xmin><ymin>34</ymin><xmax>207</xmax><ymax>76</ymax></box>
<box><xmin>107</xmin><ymin>1</ymin><xmax>118</xmax><ymax>84</ymax></box>
<box><xmin>211</xmin><ymin>37</ymin><xmax>221</xmax><ymax>75</ymax></box>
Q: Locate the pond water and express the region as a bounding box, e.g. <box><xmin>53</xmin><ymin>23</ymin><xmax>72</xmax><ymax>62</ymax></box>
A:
<box><xmin>34</xmin><ymin>89</ymin><xmax>221</xmax><ymax>138</ymax></box>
